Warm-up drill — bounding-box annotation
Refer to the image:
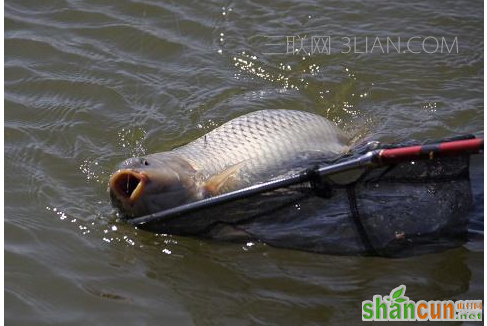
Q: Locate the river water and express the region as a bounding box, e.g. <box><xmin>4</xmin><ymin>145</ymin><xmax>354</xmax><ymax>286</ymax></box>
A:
<box><xmin>5</xmin><ymin>0</ymin><xmax>484</xmax><ymax>324</ymax></box>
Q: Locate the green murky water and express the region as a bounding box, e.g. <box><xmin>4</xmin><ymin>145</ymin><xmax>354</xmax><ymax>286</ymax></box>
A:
<box><xmin>5</xmin><ymin>0</ymin><xmax>483</xmax><ymax>324</ymax></box>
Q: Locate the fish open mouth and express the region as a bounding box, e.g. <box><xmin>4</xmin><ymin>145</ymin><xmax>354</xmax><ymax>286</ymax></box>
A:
<box><xmin>109</xmin><ymin>169</ymin><xmax>147</xmax><ymax>204</ymax></box>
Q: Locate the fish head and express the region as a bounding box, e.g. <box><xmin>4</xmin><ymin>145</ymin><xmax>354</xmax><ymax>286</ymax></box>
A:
<box><xmin>108</xmin><ymin>155</ymin><xmax>198</xmax><ymax>217</ymax></box>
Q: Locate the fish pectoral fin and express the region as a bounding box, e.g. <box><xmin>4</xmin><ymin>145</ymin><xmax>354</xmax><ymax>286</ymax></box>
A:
<box><xmin>203</xmin><ymin>161</ymin><xmax>246</xmax><ymax>196</ymax></box>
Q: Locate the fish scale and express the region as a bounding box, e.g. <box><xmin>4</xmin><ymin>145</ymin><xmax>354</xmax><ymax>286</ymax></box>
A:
<box><xmin>171</xmin><ymin>110</ymin><xmax>349</xmax><ymax>179</ymax></box>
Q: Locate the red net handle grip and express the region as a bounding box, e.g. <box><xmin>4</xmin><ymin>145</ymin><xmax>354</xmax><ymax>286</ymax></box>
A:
<box><xmin>377</xmin><ymin>138</ymin><xmax>484</xmax><ymax>164</ymax></box>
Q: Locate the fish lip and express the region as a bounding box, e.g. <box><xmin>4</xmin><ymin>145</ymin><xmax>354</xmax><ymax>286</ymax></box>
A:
<box><xmin>109</xmin><ymin>169</ymin><xmax>148</xmax><ymax>205</ymax></box>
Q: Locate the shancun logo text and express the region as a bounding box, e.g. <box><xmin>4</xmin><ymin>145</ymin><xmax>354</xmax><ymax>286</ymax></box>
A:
<box><xmin>362</xmin><ymin>285</ymin><xmax>482</xmax><ymax>321</ymax></box>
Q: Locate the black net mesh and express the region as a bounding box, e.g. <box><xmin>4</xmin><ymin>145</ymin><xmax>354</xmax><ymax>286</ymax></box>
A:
<box><xmin>136</xmin><ymin>138</ymin><xmax>475</xmax><ymax>257</ymax></box>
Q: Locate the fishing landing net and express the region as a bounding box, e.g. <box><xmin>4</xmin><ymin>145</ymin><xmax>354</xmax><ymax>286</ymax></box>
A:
<box><xmin>132</xmin><ymin>135</ymin><xmax>477</xmax><ymax>257</ymax></box>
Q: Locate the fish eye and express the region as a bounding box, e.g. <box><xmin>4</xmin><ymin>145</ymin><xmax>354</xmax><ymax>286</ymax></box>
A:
<box><xmin>143</xmin><ymin>159</ymin><xmax>149</xmax><ymax>166</ymax></box>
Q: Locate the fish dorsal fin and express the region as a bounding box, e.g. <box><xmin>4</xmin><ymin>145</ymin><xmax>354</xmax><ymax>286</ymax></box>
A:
<box><xmin>203</xmin><ymin>161</ymin><xmax>246</xmax><ymax>196</ymax></box>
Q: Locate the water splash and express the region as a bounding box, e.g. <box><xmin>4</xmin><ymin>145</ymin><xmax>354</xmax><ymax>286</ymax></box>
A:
<box><xmin>79</xmin><ymin>158</ymin><xmax>106</xmax><ymax>184</ymax></box>
<box><xmin>117</xmin><ymin>127</ymin><xmax>147</xmax><ymax>157</ymax></box>
<box><xmin>45</xmin><ymin>205</ymin><xmax>187</xmax><ymax>257</ymax></box>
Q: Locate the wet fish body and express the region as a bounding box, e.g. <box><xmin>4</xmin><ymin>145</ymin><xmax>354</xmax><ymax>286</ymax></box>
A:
<box><xmin>109</xmin><ymin>110</ymin><xmax>349</xmax><ymax>217</ymax></box>
<box><xmin>171</xmin><ymin>110</ymin><xmax>348</xmax><ymax>179</ymax></box>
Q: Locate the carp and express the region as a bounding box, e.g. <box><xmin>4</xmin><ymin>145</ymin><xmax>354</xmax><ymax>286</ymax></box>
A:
<box><xmin>109</xmin><ymin>110</ymin><xmax>349</xmax><ymax>217</ymax></box>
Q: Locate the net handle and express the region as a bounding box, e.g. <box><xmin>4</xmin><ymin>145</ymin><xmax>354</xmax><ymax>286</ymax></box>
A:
<box><xmin>376</xmin><ymin>138</ymin><xmax>483</xmax><ymax>164</ymax></box>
